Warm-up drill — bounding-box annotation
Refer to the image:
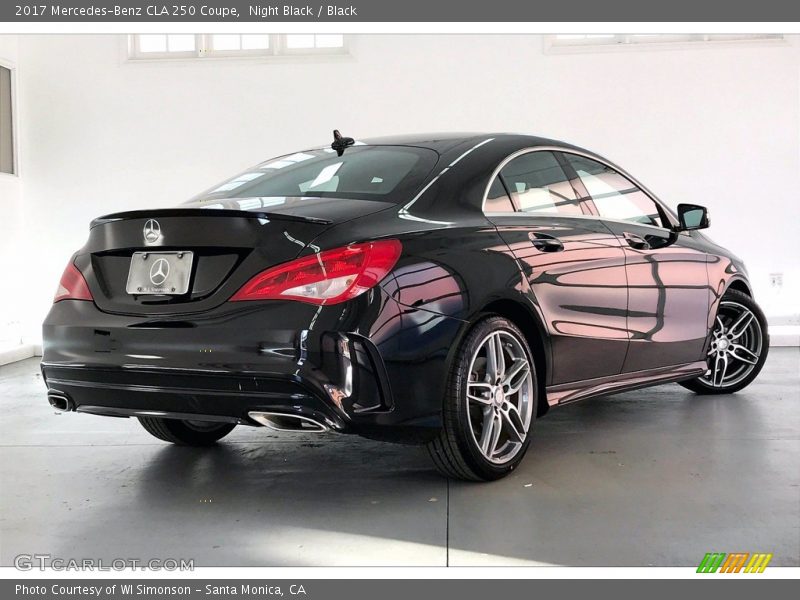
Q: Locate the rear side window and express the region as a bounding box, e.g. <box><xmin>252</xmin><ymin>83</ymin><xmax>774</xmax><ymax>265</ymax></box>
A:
<box><xmin>486</xmin><ymin>151</ymin><xmax>582</xmax><ymax>215</ymax></box>
<box><xmin>484</xmin><ymin>176</ymin><xmax>515</xmax><ymax>213</ymax></box>
<box><xmin>191</xmin><ymin>146</ymin><xmax>438</xmax><ymax>204</ymax></box>
<box><xmin>565</xmin><ymin>154</ymin><xmax>666</xmax><ymax>228</ymax></box>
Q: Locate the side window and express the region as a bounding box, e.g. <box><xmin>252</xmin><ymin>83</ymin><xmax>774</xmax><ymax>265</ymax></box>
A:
<box><xmin>498</xmin><ymin>151</ymin><xmax>582</xmax><ymax>215</ymax></box>
<box><xmin>484</xmin><ymin>175</ymin><xmax>515</xmax><ymax>213</ymax></box>
<box><xmin>565</xmin><ymin>154</ymin><xmax>665</xmax><ymax>228</ymax></box>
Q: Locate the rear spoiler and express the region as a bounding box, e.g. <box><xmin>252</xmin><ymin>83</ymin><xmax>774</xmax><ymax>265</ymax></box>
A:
<box><xmin>90</xmin><ymin>208</ymin><xmax>332</xmax><ymax>228</ymax></box>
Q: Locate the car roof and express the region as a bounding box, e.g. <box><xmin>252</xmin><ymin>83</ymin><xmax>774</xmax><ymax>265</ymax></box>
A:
<box><xmin>359</xmin><ymin>132</ymin><xmax>576</xmax><ymax>154</ymax></box>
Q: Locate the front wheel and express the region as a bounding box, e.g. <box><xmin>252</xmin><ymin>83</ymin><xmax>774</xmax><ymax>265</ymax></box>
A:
<box><xmin>680</xmin><ymin>289</ymin><xmax>769</xmax><ymax>395</ymax></box>
<box><xmin>138</xmin><ymin>417</ymin><xmax>236</xmax><ymax>446</ymax></box>
<box><xmin>427</xmin><ymin>316</ymin><xmax>537</xmax><ymax>481</ymax></box>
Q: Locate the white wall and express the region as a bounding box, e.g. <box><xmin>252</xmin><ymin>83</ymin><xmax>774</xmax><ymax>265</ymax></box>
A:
<box><xmin>11</xmin><ymin>34</ymin><xmax>800</xmax><ymax>343</ymax></box>
<box><xmin>0</xmin><ymin>35</ymin><xmax>24</xmax><ymax>347</ymax></box>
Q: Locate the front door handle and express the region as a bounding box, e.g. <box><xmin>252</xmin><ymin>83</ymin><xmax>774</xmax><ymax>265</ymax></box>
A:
<box><xmin>623</xmin><ymin>232</ymin><xmax>651</xmax><ymax>250</ymax></box>
<box><xmin>529</xmin><ymin>232</ymin><xmax>564</xmax><ymax>252</ymax></box>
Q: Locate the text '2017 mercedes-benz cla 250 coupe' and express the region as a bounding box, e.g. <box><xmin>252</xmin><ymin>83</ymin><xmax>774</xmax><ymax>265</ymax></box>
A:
<box><xmin>42</xmin><ymin>132</ymin><xmax>769</xmax><ymax>481</ymax></box>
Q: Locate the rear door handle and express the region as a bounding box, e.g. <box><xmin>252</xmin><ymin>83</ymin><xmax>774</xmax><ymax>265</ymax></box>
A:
<box><xmin>623</xmin><ymin>232</ymin><xmax>651</xmax><ymax>250</ymax></box>
<box><xmin>529</xmin><ymin>232</ymin><xmax>564</xmax><ymax>252</ymax></box>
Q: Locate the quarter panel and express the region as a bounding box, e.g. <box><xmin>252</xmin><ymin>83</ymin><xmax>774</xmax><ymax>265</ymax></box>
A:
<box><xmin>313</xmin><ymin>215</ymin><xmax>529</xmax><ymax>325</ymax></box>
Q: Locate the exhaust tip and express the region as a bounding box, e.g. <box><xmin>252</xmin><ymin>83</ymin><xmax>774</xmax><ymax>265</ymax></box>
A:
<box><xmin>48</xmin><ymin>392</ymin><xmax>73</xmax><ymax>413</ymax></box>
<box><xmin>248</xmin><ymin>411</ymin><xmax>328</xmax><ymax>432</ymax></box>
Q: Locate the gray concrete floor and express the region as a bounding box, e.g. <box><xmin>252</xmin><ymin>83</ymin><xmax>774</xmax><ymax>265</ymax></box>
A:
<box><xmin>1</xmin><ymin>349</ymin><xmax>798</xmax><ymax>567</ymax></box>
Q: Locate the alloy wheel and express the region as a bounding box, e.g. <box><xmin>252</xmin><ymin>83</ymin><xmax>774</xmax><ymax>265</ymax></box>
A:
<box><xmin>465</xmin><ymin>330</ymin><xmax>534</xmax><ymax>464</ymax></box>
<box><xmin>702</xmin><ymin>300</ymin><xmax>763</xmax><ymax>388</ymax></box>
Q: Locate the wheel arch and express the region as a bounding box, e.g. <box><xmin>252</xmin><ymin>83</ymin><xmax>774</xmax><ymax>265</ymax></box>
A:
<box><xmin>448</xmin><ymin>298</ymin><xmax>551</xmax><ymax>417</ymax></box>
<box><xmin>725</xmin><ymin>278</ymin><xmax>753</xmax><ymax>298</ymax></box>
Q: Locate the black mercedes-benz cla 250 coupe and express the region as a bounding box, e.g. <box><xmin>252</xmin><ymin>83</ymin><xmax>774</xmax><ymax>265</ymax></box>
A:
<box><xmin>42</xmin><ymin>132</ymin><xmax>769</xmax><ymax>480</ymax></box>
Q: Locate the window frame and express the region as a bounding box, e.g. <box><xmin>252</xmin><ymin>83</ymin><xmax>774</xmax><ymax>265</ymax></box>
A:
<box><xmin>202</xmin><ymin>34</ymin><xmax>274</xmax><ymax>58</ymax></box>
<box><xmin>544</xmin><ymin>34</ymin><xmax>785</xmax><ymax>54</ymax></box>
<box><xmin>0</xmin><ymin>58</ymin><xmax>18</xmax><ymax>178</ymax></box>
<box><xmin>279</xmin><ymin>34</ymin><xmax>349</xmax><ymax>56</ymax></box>
<box><xmin>127</xmin><ymin>34</ymin><xmax>348</xmax><ymax>61</ymax></box>
<box><xmin>129</xmin><ymin>34</ymin><xmax>200</xmax><ymax>59</ymax></box>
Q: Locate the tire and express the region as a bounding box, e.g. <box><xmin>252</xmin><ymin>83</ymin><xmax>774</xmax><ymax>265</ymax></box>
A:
<box><xmin>138</xmin><ymin>417</ymin><xmax>236</xmax><ymax>446</ymax></box>
<box><xmin>679</xmin><ymin>288</ymin><xmax>769</xmax><ymax>395</ymax></box>
<box><xmin>427</xmin><ymin>315</ymin><xmax>538</xmax><ymax>481</ymax></box>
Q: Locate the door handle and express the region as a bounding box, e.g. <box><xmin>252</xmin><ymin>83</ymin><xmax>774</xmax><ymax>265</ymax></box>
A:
<box><xmin>529</xmin><ymin>232</ymin><xmax>564</xmax><ymax>252</ymax></box>
<box><xmin>623</xmin><ymin>232</ymin><xmax>651</xmax><ymax>250</ymax></box>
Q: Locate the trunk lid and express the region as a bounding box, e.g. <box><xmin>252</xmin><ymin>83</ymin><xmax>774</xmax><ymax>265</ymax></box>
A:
<box><xmin>79</xmin><ymin>197</ymin><xmax>391</xmax><ymax>316</ymax></box>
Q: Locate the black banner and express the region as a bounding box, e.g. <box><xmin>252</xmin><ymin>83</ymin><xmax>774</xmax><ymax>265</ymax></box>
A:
<box><xmin>3</xmin><ymin>0</ymin><xmax>800</xmax><ymax>22</ymax></box>
<box><xmin>4</xmin><ymin>579</ymin><xmax>799</xmax><ymax>600</ymax></box>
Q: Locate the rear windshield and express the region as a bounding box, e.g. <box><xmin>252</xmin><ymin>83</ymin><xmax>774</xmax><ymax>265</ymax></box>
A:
<box><xmin>189</xmin><ymin>146</ymin><xmax>439</xmax><ymax>204</ymax></box>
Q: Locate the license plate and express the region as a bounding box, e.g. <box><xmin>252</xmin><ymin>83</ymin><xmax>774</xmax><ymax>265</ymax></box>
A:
<box><xmin>126</xmin><ymin>251</ymin><xmax>194</xmax><ymax>295</ymax></box>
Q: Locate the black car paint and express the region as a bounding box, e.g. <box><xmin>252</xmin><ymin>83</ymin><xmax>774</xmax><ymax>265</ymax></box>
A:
<box><xmin>41</xmin><ymin>133</ymin><xmax>751</xmax><ymax>444</ymax></box>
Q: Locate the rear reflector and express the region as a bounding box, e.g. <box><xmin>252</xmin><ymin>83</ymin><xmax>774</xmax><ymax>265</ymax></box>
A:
<box><xmin>54</xmin><ymin>262</ymin><xmax>93</xmax><ymax>303</ymax></box>
<box><xmin>230</xmin><ymin>240</ymin><xmax>402</xmax><ymax>305</ymax></box>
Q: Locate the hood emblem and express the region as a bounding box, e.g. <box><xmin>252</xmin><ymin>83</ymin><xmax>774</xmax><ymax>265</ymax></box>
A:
<box><xmin>149</xmin><ymin>258</ymin><xmax>170</xmax><ymax>286</ymax></box>
<box><xmin>143</xmin><ymin>219</ymin><xmax>161</xmax><ymax>244</ymax></box>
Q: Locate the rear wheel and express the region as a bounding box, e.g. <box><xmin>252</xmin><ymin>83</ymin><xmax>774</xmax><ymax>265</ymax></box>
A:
<box><xmin>138</xmin><ymin>417</ymin><xmax>236</xmax><ymax>446</ymax></box>
<box><xmin>427</xmin><ymin>316</ymin><xmax>537</xmax><ymax>481</ymax></box>
<box><xmin>679</xmin><ymin>289</ymin><xmax>769</xmax><ymax>395</ymax></box>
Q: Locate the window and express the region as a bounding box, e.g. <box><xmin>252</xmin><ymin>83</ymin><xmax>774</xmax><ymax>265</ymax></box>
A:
<box><xmin>485</xmin><ymin>176</ymin><xmax>515</xmax><ymax>213</ymax></box>
<box><xmin>546</xmin><ymin>34</ymin><xmax>783</xmax><ymax>52</ymax></box>
<box><xmin>190</xmin><ymin>146</ymin><xmax>438</xmax><ymax>204</ymax></box>
<box><xmin>129</xmin><ymin>34</ymin><xmax>346</xmax><ymax>59</ymax></box>
<box><xmin>209</xmin><ymin>34</ymin><xmax>270</xmax><ymax>53</ymax></box>
<box><xmin>285</xmin><ymin>35</ymin><xmax>345</xmax><ymax>52</ymax></box>
<box><xmin>486</xmin><ymin>151</ymin><xmax>582</xmax><ymax>215</ymax></box>
<box><xmin>565</xmin><ymin>154</ymin><xmax>665</xmax><ymax>228</ymax></box>
<box><xmin>135</xmin><ymin>34</ymin><xmax>197</xmax><ymax>56</ymax></box>
<box><xmin>0</xmin><ymin>64</ymin><xmax>14</xmax><ymax>175</ymax></box>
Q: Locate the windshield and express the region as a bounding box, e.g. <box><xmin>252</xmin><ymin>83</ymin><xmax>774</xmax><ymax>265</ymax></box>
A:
<box><xmin>189</xmin><ymin>146</ymin><xmax>439</xmax><ymax>204</ymax></box>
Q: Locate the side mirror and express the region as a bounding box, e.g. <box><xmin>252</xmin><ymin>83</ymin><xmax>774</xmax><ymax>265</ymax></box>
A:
<box><xmin>677</xmin><ymin>203</ymin><xmax>710</xmax><ymax>231</ymax></box>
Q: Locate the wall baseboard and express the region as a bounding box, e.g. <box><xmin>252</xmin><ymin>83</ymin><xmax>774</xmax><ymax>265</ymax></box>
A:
<box><xmin>770</xmin><ymin>325</ymin><xmax>800</xmax><ymax>347</ymax></box>
<box><xmin>0</xmin><ymin>344</ymin><xmax>36</xmax><ymax>366</ymax></box>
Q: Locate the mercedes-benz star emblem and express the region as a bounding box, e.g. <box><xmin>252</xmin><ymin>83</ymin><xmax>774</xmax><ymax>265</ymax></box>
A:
<box><xmin>143</xmin><ymin>219</ymin><xmax>161</xmax><ymax>244</ymax></box>
<box><xmin>149</xmin><ymin>258</ymin><xmax>170</xmax><ymax>286</ymax></box>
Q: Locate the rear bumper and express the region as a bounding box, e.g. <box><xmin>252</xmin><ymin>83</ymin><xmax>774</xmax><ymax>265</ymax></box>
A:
<box><xmin>41</xmin><ymin>293</ymin><xmax>464</xmax><ymax>443</ymax></box>
<box><xmin>41</xmin><ymin>364</ymin><xmax>347</xmax><ymax>430</ymax></box>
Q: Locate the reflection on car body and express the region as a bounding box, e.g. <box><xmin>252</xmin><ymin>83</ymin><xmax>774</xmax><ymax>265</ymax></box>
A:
<box><xmin>42</xmin><ymin>133</ymin><xmax>769</xmax><ymax>480</ymax></box>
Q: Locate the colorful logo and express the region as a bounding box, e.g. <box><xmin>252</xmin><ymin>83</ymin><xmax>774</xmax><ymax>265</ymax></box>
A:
<box><xmin>697</xmin><ymin>552</ymin><xmax>773</xmax><ymax>573</ymax></box>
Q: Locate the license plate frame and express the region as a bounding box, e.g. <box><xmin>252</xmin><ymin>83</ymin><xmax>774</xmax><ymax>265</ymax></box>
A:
<box><xmin>125</xmin><ymin>251</ymin><xmax>194</xmax><ymax>296</ymax></box>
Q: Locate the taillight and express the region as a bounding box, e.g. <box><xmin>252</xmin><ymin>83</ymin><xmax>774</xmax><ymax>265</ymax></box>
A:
<box><xmin>54</xmin><ymin>261</ymin><xmax>93</xmax><ymax>303</ymax></box>
<box><xmin>231</xmin><ymin>240</ymin><xmax>402</xmax><ymax>305</ymax></box>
